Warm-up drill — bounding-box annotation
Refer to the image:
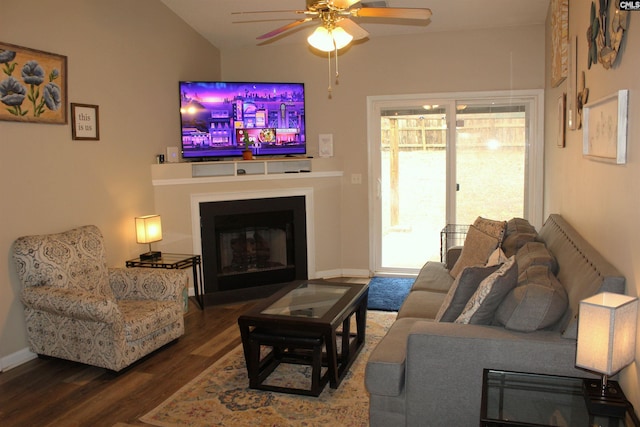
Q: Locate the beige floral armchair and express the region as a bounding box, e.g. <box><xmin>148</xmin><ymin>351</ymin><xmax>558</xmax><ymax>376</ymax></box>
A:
<box><xmin>12</xmin><ymin>225</ymin><xmax>186</xmax><ymax>371</ymax></box>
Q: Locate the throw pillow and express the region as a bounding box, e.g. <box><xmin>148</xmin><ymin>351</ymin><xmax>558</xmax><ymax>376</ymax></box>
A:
<box><xmin>515</xmin><ymin>241</ymin><xmax>558</xmax><ymax>275</ymax></box>
<box><xmin>454</xmin><ymin>256</ymin><xmax>518</xmax><ymax>325</ymax></box>
<box><xmin>449</xmin><ymin>226</ymin><xmax>499</xmax><ymax>278</ymax></box>
<box><xmin>435</xmin><ymin>265</ymin><xmax>500</xmax><ymax>322</ymax></box>
<box><xmin>503</xmin><ymin>218</ymin><xmax>538</xmax><ymax>257</ymax></box>
<box><xmin>495</xmin><ymin>265</ymin><xmax>568</xmax><ymax>332</ymax></box>
<box><xmin>486</xmin><ymin>247</ymin><xmax>508</xmax><ymax>267</ymax></box>
<box><xmin>473</xmin><ymin>217</ymin><xmax>507</xmax><ymax>243</ymax></box>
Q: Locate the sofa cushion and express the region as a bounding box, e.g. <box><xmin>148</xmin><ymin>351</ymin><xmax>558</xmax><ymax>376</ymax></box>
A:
<box><xmin>495</xmin><ymin>265</ymin><xmax>568</xmax><ymax>332</ymax></box>
<box><xmin>515</xmin><ymin>241</ymin><xmax>558</xmax><ymax>275</ymax></box>
<box><xmin>397</xmin><ymin>290</ymin><xmax>448</xmax><ymax>320</ymax></box>
<box><xmin>455</xmin><ymin>256</ymin><xmax>518</xmax><ymax>325</ymax></box>
<box><xmin>449</xmin><ymin>225</ymin><xmax>499</xmax><ymax>278</ymax></box>
<box><xmin>473</xmin><ymin>216</ymin><xmax>507</xmax><ymax>242</ymax></box>
<box><xmin>411</xmin><ymin>261</ymin><xmax>455</xmax><ymax>293</ymax></box>
<box><xmin>435</xmin><ymin>265</ymin><xmax>500</xmax><ymax>322</ymax></box>
<box><xmin>502</xmin><ymin>217</ymin><xmax>538</xmax><ymax>257</ymax></box>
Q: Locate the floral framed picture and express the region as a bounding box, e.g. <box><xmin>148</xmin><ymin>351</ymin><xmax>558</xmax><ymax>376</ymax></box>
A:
<box><xmin>0</xmin><ymin>42</ymin><xmax>67</xmax><ymax>124</ymax></box>
<box><xmin>71</xmin><ymin>103</ymin><xmax>99</xmax><ymax>140</ymax></box>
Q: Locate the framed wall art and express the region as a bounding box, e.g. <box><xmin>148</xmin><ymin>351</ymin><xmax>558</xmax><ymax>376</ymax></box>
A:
<box><xmin>557</xmin><ymin>93</ymin><xmax>566</xmax><ymax>148</ymax></box>
<box><xmin>583</xmin><ymin>90</ymin><xmax>628</xmax><ymax>164</ymax></box>
<box><xmin>0</xmin><ymin>42</ymin><xmax>67</xmax><ymax>124</ymax></box>
<box><xmin>550</xmin><ymin>0</ymin><xmax>569</xmax><ymax>87</ymax></box>
<box><xmin>71</xmin><ymin>103</ymin><xmax>100</xmax><ymax>140</ymax></box>
<box><xmin>567</xmin><ymin>36</ymin><xmax>578</xmax><ymax>131</ymax></box>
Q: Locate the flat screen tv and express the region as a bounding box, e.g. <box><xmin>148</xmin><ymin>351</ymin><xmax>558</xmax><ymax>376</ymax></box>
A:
<box><xmin>179</xmin><ymin>81</ymin><xmax>306</xmax><ymax>160</ymax></box>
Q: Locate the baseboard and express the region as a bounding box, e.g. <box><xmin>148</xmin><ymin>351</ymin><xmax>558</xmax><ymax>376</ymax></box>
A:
<box><xmin>314</xmin><ymin>268</ymin><xmax>370</xmax><ymax>279</ymax></box>
<box><xmin>1</xmin><ymin>347</ymin><xmax>37</xmax><ymax>372</ymax></box>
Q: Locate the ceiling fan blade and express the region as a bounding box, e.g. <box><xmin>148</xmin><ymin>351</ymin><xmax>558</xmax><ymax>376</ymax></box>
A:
<box><xmin>352</xmin><ymin>7</ymin><xmax>432</xmax><ymax>20</ymax></box>
<box><xmin>234</xmin><ymin>18</ymin><xmax>303</xmax><ymax>24</ymax></box>
<box><xmin>337</xmin><ymin>18</ymin><xmax>369</xmax><ymax>40</ymax></box>
<box><xmin>256</xmin><ymin>17</ymin><xmax>315</xmax><ymax>40</ymax></box>
<box><xmin>332</xmin><ymin>0</ymin><xmax>362</xmax><ymax>9</ymax></box>
<box><xmin>231</xmin><ymin>10</ymin><xmax>299</xmax><ymax>15</ymax></box>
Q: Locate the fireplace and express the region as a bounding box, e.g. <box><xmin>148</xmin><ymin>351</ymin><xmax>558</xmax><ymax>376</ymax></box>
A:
<box><xmin>199</xmin><ymin>196</ymin><xmax>308</xmax><ymax>303</ymax></box>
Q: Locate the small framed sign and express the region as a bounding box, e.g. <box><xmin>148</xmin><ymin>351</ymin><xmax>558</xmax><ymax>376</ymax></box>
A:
<box><xmin>71</xmin><ymin>103</ymin><xmax>99</xmax><ymax>140</ymax></box>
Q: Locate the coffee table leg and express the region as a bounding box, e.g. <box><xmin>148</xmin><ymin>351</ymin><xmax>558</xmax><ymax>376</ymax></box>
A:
<box><xmin>324</xmin><ymin>329</ymin><xmax>340</xmax><ymax>388</ymax></box>
<box><xmin>356</xmin><ymin>297</ymin><xmax>367</xmax><ymax>346</ymax></box>
<box><xmin>341</xmin><ymin>316</ymin><xmax>351</xmax><ymax>364</ymax></box>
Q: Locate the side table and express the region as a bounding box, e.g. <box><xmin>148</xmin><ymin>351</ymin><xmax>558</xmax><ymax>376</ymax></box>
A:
<box><xmin>126</xmin><ymin>253</ymin><xmax>204</xmax><ymax>310</ymax></box>
<box><xmin>481</xmin><ymin>369</ymin><xmax>640</xmax><ymax>427</ymax></box>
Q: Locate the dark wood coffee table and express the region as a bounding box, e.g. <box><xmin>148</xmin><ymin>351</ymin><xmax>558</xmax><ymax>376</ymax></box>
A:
<box><xmin>237</xmin><ymin>280</ymin><xmax>368</xmax><ymax>396</ymax></box>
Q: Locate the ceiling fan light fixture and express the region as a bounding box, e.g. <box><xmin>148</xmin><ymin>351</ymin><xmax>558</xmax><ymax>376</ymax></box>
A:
<box><xmin>307</xmin><ymin>26</ymin><xmax>353</xmax><ymax>52</ymax></box>
<box><xmin>307</xmin><ymin>26</ymin><xmax>334</xmax><ymax>52</ymax></box>
<box><xmin>331</xmin><ymin>27</ymin><xmax>353</xmax><ymax>49</ymax></box>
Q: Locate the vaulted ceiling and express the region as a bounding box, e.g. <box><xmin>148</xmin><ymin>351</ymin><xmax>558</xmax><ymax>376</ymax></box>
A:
<box><xmin>160</xmin><ymin>0</ymin><xmax>550</xmax><ymax>50</ymax></box>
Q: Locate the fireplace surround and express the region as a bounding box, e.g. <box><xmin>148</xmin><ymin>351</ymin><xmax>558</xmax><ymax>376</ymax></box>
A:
<box><xmin>191</xmin><ymin>189</ymin><xmax>314</xmax><ymax>304</ymax></box>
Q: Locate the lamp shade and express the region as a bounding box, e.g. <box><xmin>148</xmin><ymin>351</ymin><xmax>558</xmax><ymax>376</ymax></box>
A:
<box><xmin>135</xmin><ymin>215</ymin><xmax>163</xmax><ymax>244</ymax></box>
<box><xmin>576</xmin><ymin>292</ymin><xmax>638</xmax><ymax>375</ymax></box>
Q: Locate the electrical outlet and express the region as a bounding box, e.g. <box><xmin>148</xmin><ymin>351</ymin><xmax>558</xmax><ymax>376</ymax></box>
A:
<box><xmin>351</xmin><ymin>173</ymin><xmax>362</xmax><ymax>184</ymax></box>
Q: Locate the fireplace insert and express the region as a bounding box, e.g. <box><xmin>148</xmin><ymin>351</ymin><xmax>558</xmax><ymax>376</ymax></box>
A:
<box><xmin>200</xmin><ymin>196</ymin><xmax>307</xmax><ymax>303</ymax></box>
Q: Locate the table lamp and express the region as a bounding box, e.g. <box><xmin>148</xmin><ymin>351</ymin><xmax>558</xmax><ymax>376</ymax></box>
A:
<box><xmin>576</xmin><ymin>292</ymin><xmax>638</xmax><ymax>417</ymax></box>
<box><xmin>135</xmin><ymin>215</ymin><xmax>163</xmax><ymax>260</ymax></box>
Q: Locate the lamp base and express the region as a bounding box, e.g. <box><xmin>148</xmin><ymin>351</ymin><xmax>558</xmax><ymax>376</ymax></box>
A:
<box><xmin>139</xmin><ymin>251</ymin><xmax>162</xmax><ymax>261</ymax></box>
<box><xmin>582</xmin><ymin>378</ymin><xmax>629</xmax><ymax>418</ymax></box>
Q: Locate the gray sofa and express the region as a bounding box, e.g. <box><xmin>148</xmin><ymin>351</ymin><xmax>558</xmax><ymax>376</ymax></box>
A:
<box><xmin>365</xmin><ymin>214</ymin><xmax>626</xmax><ymax>426</ymax></box>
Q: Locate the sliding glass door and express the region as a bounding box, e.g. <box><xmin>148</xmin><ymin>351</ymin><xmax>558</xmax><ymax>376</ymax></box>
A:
<box><xmin>367</xmin><ymin>91</ymin><xmax>543</xmax><ymax>275</ymax></box>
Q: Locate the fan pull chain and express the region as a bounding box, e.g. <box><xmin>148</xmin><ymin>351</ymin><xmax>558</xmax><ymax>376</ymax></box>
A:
<box><xmin>327</xmin><ymin>50</ymin><xmax>332</xmax><ymax>99</ymax></box>
<box><xmin>335</xmin><ymin>46</ymin><xmax>340</xmax><ymax>85</ymax></box>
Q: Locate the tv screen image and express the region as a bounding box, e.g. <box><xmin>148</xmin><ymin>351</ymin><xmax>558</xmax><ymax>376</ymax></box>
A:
<box><xmin>179</xmin><ymin>81</ymin><xmax>306</xmax><ymax>160</ymax></box>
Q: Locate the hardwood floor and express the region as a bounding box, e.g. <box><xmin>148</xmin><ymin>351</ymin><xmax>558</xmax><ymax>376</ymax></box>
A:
<box><xmin>0</xmin><ymin>298</ymin><xmax>258</xmax><ymax>427</ymax></box>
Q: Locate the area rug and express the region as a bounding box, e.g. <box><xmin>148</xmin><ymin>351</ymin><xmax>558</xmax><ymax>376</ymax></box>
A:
<box><xmin>140</xmin><ymin>310</ymin><xmax>396</xmax><ymax>427</ymax></box>
<box><xmin>366</xmin><ymin>276</ymin><xmax>415</xmax><ymax>311</ymax></box>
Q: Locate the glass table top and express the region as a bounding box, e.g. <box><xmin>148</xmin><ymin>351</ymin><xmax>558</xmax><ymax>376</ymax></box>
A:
<box><xmin>483</xmin><ymin>370</ymin><xmax>639</xmax><ymax>426</ymax></box>
<box><xmin>260</xmin><ymin>282</ymin><xmax>349</xmax><ymax>318</ymax></box>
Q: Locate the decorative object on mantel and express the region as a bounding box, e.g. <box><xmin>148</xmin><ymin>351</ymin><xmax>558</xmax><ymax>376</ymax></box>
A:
<box><xmin>582</xmin><ymin>89</ymin><xmax>628</xmax><ymax>164</ymax></box>
<box><xmin>0</xmin><ymin>41</ymin><xmax>67</xmax><ymax>124</ymax></box>
<box><xmin>71</xmin><ymin>103</ymin><xmax>99</xmax><ymax>140</ymax></box>
<box><xmin>587</xmin><ymin>0</ymin><xmax>629</xmax><ymax>70</ymax></box>
<box><xmin>240</xmin><ymin>129</ymin><xmax>253</xmax><ymax>160</ymax></box>
<box><xmin>576</xmin><ymin>71</ymin><xmax>589</xmax><ymax>129</ymax></box>
<box><xmin>551</xmin><ymin>0</ymin><xmax>569</xmax><ymax>87</ymax></box>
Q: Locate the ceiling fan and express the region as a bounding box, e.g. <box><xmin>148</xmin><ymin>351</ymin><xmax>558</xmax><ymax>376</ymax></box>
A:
<box><xmin>257</xmin><ymin>0</ymin><xmax>431</xmax><ymax>46</ymax></box>
<box><xmin>233</xmin><ymin>1</ymin><xmax>432</xmax><ymax>96</ymax></box>
<box><xmin>235</xmin><ymin>0</ymin><xmax>432</xmax><ymax>48</ymax></box>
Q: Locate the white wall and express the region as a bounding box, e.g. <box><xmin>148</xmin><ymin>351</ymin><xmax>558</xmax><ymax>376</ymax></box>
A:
<box><xmin>543</xmin><ymin>1</ymin><xmax>640</xmax><ymax>409</ymax></box>
<box><xmin>0</xmin><ymin>0</ymin><xmax>221</xmax><ymax>367</ymax></box>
